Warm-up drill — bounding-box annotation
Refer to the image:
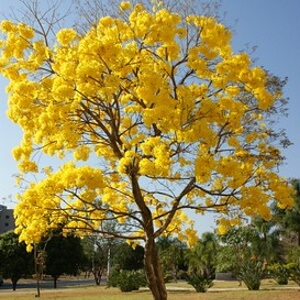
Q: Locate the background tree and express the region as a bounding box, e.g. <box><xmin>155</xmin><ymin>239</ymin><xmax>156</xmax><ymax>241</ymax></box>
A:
<box><xmin>268</xmin><ymin>179</ymin><xmax>300</xmax><ymax>285</ymax></box>
<box><xmin>271</xmin><ymin>180</ymin><xmax>300</xmax><ymax>286</ymax></box>
<box><xmin>112</xmin><ymin>242</ymin><xmax>144</xmax><ymax>271</ymax></box>
<box><xmin>107</xmin><ymin>242</ymin><xmax>146</xmax><ymax>292</ymax></box>
<box><xmin>272</xmin><ymin>179</ymin><xmax>300</xmax><ymax>246</ymax></box>
<box><xmin>185</xmin><ymin>232</ymin><xmax>218</xmax><ymax>292</ymax></box>
<box><xmin>0</xmin><ymin>231</ymin><xmax>34</xmax><ymax>290</ymax></box>
<box><xmin>80</xmin><ymin>219</ymin><xmax>122</xmax><ymax>285</ymax></box>
<box><xmin>156</xmin><ymin>236</ymin><xmax>187</xmax><ymax>282</ymax></box>
<box><xmin>0</xmin><ymin>1</ymin><xmax>293</xmax><ymax>299</ymax></box>
<box><xmin>217</xmin><ymin>224</ymin><xmax>283</xmax><ymax>290</ymax></box>
<box><xmin>45</xmin><ymin>232</ymin><xmax>86</xmax><ymax>288</ymax></box>
<box><xmin>252</xmin><ymin>217</ymin><xmax>285</xmax><ymax>263</ymax></box>
<box><xmin>81</xmin><ymin>235</ymin><xmax>109</xmax><ymax>285</ymax></box>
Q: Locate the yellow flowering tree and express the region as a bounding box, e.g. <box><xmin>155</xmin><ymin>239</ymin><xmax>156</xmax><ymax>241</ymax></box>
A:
<box><xmin>0</xmin><ymin>1</ymin><xmax>293</xmax><ymax>299</ymax></box>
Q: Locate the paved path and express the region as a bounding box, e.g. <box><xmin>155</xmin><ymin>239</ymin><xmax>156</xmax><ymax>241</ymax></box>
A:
<box><xmin>0</xmin><ymin>278</ymin><xmax>95</xmax><ymax>292</ymax></box>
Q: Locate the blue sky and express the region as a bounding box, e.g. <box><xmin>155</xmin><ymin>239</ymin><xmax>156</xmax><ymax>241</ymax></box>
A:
<box><xmin>0</xmin><ymin>1</ymin><xmax>299</xmax><ymax>233</ymax></box>
<box><xmin>219</xmin><ymin>0</ymin><xmax>300</xmax><ymax>179</ymax></box>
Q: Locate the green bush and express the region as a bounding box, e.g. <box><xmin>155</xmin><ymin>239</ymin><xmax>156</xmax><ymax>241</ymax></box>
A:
<box><xmin>163</xmin><ymin>273</ymin><xmax>174</xmax><ymax>283</ymax></box>
<box><xmin>186</xmin><ymin>272</ymin><xmax>214</xmax><ymax>293</ymax></box>
<box><xmin>177</xmin><ymin>270</ymin><xmax>188</xmax><ymax>280</ymax></box>
<box><xmin>285</xmin><ymin>263</ymin><xmax>300</xmax><ymax>286</ymax></box>
<box><xmin>107</xmin><ymin>267</ymin><xmax>120</xmax><ymax>288</ymax></box>
<box><xmin>108</xmin><ymin>269</ymin><xmax>147</xmax><ymax>292</ymax></box>
<box><xmin>236</xmin><ymin>258</ymin><xmax>265</xmax><ymax>290</ymax></box>
<box><xmin>267</xmin><ymin>263</ymin><xmax>289</xmax><ymax>285</ymax></box>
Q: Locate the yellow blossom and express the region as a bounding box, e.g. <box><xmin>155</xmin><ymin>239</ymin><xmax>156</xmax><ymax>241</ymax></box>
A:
<box><xmin>120</xmin><ymin>1</ymin><xmax>131</xmax><ymax>10</ymax></box>
<box><xmin>56</xmin><ymin>28</ymin><xmax>77</xmax><ymax>45</ymax></box>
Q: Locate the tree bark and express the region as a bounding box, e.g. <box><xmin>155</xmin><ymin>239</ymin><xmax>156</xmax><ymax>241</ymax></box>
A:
<box><xmin>144</xmin><ymin>236</ymin><xmax>168</xmax><ymax>300</ymax></box>
<box><xmin>130</xmin><ymin>171</ymin><xmax>168</xmax><ymax>300</ymax></box>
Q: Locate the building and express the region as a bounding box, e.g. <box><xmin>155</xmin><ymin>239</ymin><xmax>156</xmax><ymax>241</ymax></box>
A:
<box><xmin>0</xmin><ymin>205</ymin><xmax>15</xmax><ymax>234</ymax></box>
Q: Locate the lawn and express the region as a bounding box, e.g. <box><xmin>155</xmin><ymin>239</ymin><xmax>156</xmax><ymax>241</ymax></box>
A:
<box><xmin>0</xmin><ymin>279</ymin><xmax>298</xmax><ymax>300</ymax></box>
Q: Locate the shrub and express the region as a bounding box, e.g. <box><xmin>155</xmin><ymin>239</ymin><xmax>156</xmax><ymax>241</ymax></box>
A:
<box><xmin>177</xmin><ymin>270</ymin><xmax>188</xmax><ymax>280</ymax></box>
<box><xmin>236</xmin><ymin>258</ymin><xmax>265</xmax><ymax>290</ymax></box>
<box><xmin>186</xmin><ymin>272</ymin><xmax>214</xmax><ymax>293</ymax></box>
<box><xmin>163</xmin><ymin>273</ymin><xmax>174</xmax><ymax>283</ymax></box>
<box><xmin>107</xmin><ymin>267</ymin><xmax>120</xmax><ymax>288</ymax></box>
<box><xmin>267</xmin><ymin>263</ymin><xmax>289</xmax><ymax>285</ymax></box>
<box><xmin>108</xmin><ymin>269</ymin><xmax>147</xmax><ymax>292</ymax></box>
<box><xmin>285</xmin><ymin>263</ymin><xmax>300</xmax><ymax>286</ymax></box>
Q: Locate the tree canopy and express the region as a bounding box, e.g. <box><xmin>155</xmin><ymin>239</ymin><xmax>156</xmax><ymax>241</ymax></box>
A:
<box><xmin>0</xmin><ymin>1</ymin><xmax>294</xmax><ymax>299</ymax></box>
<box><xmin>45</xmin><ymin>232</ymin><xmax>86</xmax><ymax>288</ymax></box>
<box><xmin>112</xmin><ymin>242</ymin><xmax>144</xmax><ymax>271</ymax></box>
<box><xmin>0</xmin><ymin>231</ymin><xmax>34</xmax><ymax>290</ymax></box>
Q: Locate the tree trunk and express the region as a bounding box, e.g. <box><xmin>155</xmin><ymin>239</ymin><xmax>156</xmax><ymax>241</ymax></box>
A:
<box><xmin>130</xmin><ymin>172</ymin><xmax>167</xmax><ymax>299</ymax></box>
<box><xmin>93</xmin><ymin>268</ymin><xmax>102</xmax><ymax>285</ymax></box>
<box><xmin>53</xmin><ymin>277</ymin><xmax>58</xmax><ymax>288</ymax></box>
<box><xmin>11</xmin><ymin>278</ymin><xmax>18</xmax><ymax>291</ymax></box>
<box><xmin>144</xmin><ymin>236</ymin><xmax>168</xmax><ymax>300</ymax></box>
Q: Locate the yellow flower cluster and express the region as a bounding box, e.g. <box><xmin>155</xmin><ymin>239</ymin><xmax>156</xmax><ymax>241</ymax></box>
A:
<box><xmin>120</xmin><ymin>1</ymin><xmax>131</xmax><ymax>10</ymax></box>
<box><xmin>13</xmin><ymin>163</ymin><xmax>123</xmax><ymax>245</ymax></box>
<box><xmin>56</xmin><ymin>28</ymin><xmax>77</xmax><ymax>45</ymax></box>
<box><xmin>0</xmin><ymin>3</ymin><xmax>293</xmax><ymax>247</ymax></box>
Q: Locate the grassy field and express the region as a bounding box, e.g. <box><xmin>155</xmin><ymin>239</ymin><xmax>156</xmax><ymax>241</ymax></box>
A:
<box><xmin>0</xmin><ymin>279</ymin><xmax>298</xmax><ymax>300</ymax></box>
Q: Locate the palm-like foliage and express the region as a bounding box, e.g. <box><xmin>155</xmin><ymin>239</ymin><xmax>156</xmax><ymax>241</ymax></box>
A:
<box><xmin>217</xmin><ymin>224</ymin><xmax>283</xmax><ymax>290</ymax></box>
<box><xmin>185</xmin><ymin>232</ymin><xmax>217</xmax><ymax>292</ymax></box>
<box><xmin>156</xmin><ymin>236</ymin><xmax>187</xmax><ymax>282</ymax></box>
